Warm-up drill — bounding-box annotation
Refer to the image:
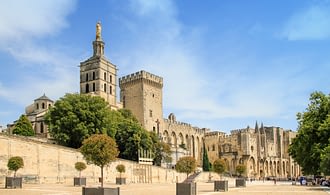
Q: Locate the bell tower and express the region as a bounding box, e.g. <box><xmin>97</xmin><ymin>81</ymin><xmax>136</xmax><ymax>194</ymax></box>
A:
<box><xmin>80</xmin><ymin>22</ymin><xmax>119</xmax><ymax>108</ymax></box>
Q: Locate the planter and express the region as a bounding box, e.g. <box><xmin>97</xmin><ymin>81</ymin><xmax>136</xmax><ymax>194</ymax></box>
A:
<box><xmin>82</xmin><ymin>187</ymin><xmax>120</xmax><ymax>195</ymax></box>
<box><xmin>74</xmin><ymin>177</ymin><xmax>86</xmax><ymax>186</ymax></box>
<box><xmin>214</xmin><ymin>180</ymin><xmax>228</xmax><ymax>191</ymax></box>
<box><xmin>5</xmin><ymin>177</ymin><xmax>22</xmax><ymax>188</ymax></box>
<box><xmin>176</xmin><ymin>182</ymin><xmax>196</xmax><ymax>195</ymax></box>
<box><xmin>116</xmin><ymin>177</ymin><xmax>126</xmax><ymax>185</ymax></box>
<box><xmin>235</xmin><ymin>178</ymin><xmax>246</xmax><ymax>187</ymax></box>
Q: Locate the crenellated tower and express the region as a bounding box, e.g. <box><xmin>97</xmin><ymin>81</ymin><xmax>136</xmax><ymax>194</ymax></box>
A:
<box><xmin>79</xmin><ymin>22</ymin><xmax>119</xmax><ymax>109</ymax></box>
<box><xmin>119</xmin><ymin>70</ymin><xmax>163</xmax><ymax>134</ymax></box>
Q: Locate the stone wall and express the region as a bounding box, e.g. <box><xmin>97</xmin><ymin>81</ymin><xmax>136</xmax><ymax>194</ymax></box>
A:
<box><xmin>0</xmin><ymin>134</ymin><xmax>186</xmax><ymax>185</ymax></box>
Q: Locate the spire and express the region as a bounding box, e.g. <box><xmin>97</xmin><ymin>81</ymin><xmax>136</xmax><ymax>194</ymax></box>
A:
<box><xmin>255</xmin><ymin>121</ymin><xmax>259</xmax><ymax>133</ymax></box>
<box><xmin>93</xmin><ymin>21</ymin><xmax>105</xmax><ymax>57</ymax></box>
<box><xmin>261</xmin><ymin>122</ymin><xmax>266</xmax><ymax>134</ymax></box>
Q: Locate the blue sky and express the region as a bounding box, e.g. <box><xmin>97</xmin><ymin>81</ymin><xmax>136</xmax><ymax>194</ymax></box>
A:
<box><xmin>1</xmin><ymin>0</ymin><xmax>330</xmax><ymax>132</ymax></box>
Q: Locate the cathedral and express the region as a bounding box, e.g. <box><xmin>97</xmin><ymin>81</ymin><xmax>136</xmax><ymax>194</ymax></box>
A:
<box><xmin>24</xmin><ymin>22</ymin><xmax>301</xmax><ymax>179</ymax></box>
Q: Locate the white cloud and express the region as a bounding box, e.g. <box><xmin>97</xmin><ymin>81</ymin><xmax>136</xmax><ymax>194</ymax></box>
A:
<box><xmin>0</xmin><ymin>0</ymin><xmax>77</xmax><ymax>106</ymax></box>
<box><xmin>282</xmin><ymin>4</ymin><xmax>330</xmax><ymax>40</ymax></box>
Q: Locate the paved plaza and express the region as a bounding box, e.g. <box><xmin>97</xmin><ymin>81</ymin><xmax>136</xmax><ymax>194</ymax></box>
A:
<box><xmin>0</xmin><ymin>180</ymin><xmax>329</xmax><ymax>195</ymax></box>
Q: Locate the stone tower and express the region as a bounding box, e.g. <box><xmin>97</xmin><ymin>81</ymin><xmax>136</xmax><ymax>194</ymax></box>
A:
<box><xmin>119</xmin><ymin>71</ymin><xmax>163</xmax><ymax>135</ymax></box>
<box><xmin>80</xmin><ymin>22</ymin><xmax>118</xmax><ymax>108</ymax></box>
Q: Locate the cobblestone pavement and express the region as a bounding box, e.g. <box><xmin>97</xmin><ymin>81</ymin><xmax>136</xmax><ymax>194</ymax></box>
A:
<box><xmin>0</xmin><ymin>180</ymin><xmax>329</xmax><ymax>195</ymax></box>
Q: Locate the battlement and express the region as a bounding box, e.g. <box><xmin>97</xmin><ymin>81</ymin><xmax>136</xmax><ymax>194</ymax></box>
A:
<box><xmin>205</xmin><ymin>131</ymin><xmax>226</xmax><ymax>138</ymax></box>
<box><xmin>119</xmin><ymin>70</ymin><xmax>163</xmax><ymax>87</ymax></box>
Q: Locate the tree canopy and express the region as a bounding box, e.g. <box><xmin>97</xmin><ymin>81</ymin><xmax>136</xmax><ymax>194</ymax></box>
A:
<box><xmin>7</xmin><ymin>156</ymin><xmax>24</xmax><ymax>177</ymax></box>
<box><xmin>235</xmin><ymin>164</ymin><xmax>246</xmax><ymax>177</ymax></box>
<box><xmin>80</xmin><ymin>134</ymin><xmax>119</xmax><ymax>187</ymax></box>
<box><xmin>45</xmin><ymin>93</ymin><xmax>118</xmax><ymax>148</ymax></box>
<box><xmin>75</xmin><ymin>161</ymin><xmax>87</xmax><ymax>178</ymax></box>
<box><xmin>12</xmin><ymin>115</ymin><xmax>34</xmax><ymax>136</ymax></box>
<box><xmin>116</xmin><ymin>164</ymin><xmax>125</xmax><ymax>178</ymax></box>
<box><xmin>175</xmin><ymin>156</ymin><xmax>197</xmax><ymax>178</ymax></box>
<box><xmin>289</xmin><ymin>91</ymin><xmax>330</xmax><ymax>175</ymax></box>
<box><xmin>202</xmin><ymin>142</ymin><xmax>211</xmax><ymax>171</ymax></box>
<box><xmin>213</xmin><ymin>158</ymin><xmax>226</xmax><ymax>178</ymax></box>
<box><xmin>151</xmin><ymin>132</ymin><xmax>172</xmax><ymax>166</ymax></box>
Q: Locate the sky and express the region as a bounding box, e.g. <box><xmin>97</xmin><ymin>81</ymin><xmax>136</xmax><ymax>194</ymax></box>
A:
<box><xmin>1</xmin><ymin>0</ymin><xmax>330</xmax><ymax>133</ymax></box>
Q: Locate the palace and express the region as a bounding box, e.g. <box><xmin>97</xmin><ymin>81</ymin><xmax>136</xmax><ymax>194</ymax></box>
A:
<box><xmin>21</xmin><ymin>22</ymin><xmax>301</xmax><ymax>179</ymax></box>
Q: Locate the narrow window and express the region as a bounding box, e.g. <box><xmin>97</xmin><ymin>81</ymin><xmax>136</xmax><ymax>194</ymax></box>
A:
<box><xmin>42</xmin><ymin>103</ymin><xmax>45</xmax><ymax>109</ymax></box>
<box><xmin>110</xmin><ymin>86</ymin><xmax>112</xmax><ymax>95</ymax></box>
<box><xmin>104</xmin><ymin>72</ymin><xmax>106</xmax><ymax>81</ymax></box>
<box><xmin>153</xmin><ymin>127</ymin><xmax>156</xmax><ymax>132</ymax></box>
<box><xmin>123</xmin><ymin>96</ymin><xmax>126</xmax><ymax>107</ymax></box>
<box><xmin>93</xmin><ymin>72</ymin><xmax>95</xmax><ymax>80</ymax></box>
<box><xmin>212</xmin><ymin>144</ymin><xmax>215</xmax><ymax>151</ymax></box>
<box><xmin>48</xmin><ymin>104</ymin><xmax>51</xmax><ymax>108</ymax></box>
<box><xmin>104</xmin><ymin>83</ymin><xmax>107</xmax><ymax>92</ymax></box>
<box><xmin>93</xmin><ymin>83</ymin><xmax>95</xmax><ymax>91</ymax></box>
<box><xmin>86</xmin><ymin>73</ymin><xmax>89</xmax><ymax>81</ymax></box>
<box><xmin>149</xmin><ymin>110</ymin><xmax>153</xmax><ymax>117</ymax></box>
<box><xmin>36</xmin><ymin>103</ymin><xmax>39</xmax><ymax>109</ymax></box>
<box><xmin>86</xmin><ymin>83</ymin><xmax>89</xmax><ymax>93</ymax></box>
<box><xmin>40</xmin><ymin>123</ymin><xmax>44</xmax><ymax>133</ymax></box>
<box><xmin>110</xmin><ymin>75</ymin><xmax>112</xmax><ymax>83</ymax></box>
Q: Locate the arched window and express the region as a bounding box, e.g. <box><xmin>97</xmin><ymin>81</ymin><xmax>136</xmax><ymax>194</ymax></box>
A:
<box><xmin>93</xmin><ymin>72</ymin><xmax>95</xmax><ymax>80</ymax></box>
<box><xmin>104</xmin><ymin>83</ymin><xmax>107</xmax><ymax>92</ymax></box>
<box><xmin>86</xmin><ymin>73</ymin><xmax>89</xmax><ymax>81</ymax></box>
<box><xmin>104</xmin><ymin>72</ymin><xmax>106</xmax><ymax>81</ymax></box>
<box><xmin>110</xmin><ymin>85</ymin><xmax>112</xmax><ymax>95</ymax></box>
<box><xmin>93</xmin><ymin>83</ymin><xmax>96</xmax><ymax>91</ymax></box>
<box><xmin>86</xmin><ymin>83</ymin><xmax>89</xmax><ymax>93</ymax></box>
<box><xmin>48</xmin><ymin>104</ymin><xmax>51</xmax><ymax>108</ymax></box>
<box><xmin>36</xmin><ymin>103</ymin><xmax>39</xmax><ymax>109</ymax></box>
<box><xmin>42</xmin><ymin>103</ymin><xmax>45</xmax><ymax>109</ymax></box>
<box><xmin>110</xmin><ymin>75</ymin><xmax>112</xmax><ymax>83</ymax></box>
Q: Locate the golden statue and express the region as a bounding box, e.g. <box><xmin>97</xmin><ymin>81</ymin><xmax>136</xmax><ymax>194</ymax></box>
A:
<box><xmin>96</xmin><ymin>21</ymin><xmax>102</xmax><ymax>40</ymax></box>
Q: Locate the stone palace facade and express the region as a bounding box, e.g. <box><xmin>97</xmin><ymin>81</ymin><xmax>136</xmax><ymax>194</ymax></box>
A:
<box><xmin>22</xmin><ymin>22</ymin><xmax>301</xmax><ymax>179</ymax></box>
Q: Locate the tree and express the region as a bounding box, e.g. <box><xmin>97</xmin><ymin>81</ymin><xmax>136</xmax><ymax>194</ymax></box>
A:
<box><xmin>75</xmin><ymin>161</ymin><xmax>87</xmax><ymax>178</ymax></box>
<box><xmin>80</xmin><ymin>134</ymin><xmax>119</xmax><ymax>187</ymax></box>
<box><xmin>12</xmin><ymin>115</ymin><xmax>34</xmax><ymax>136</ymax></box>
<box><xmin>7</xmin><ymin>156</ymin><xmax>24</xmax><ymax>177</ymax></box>
<box><xmin>202</xmin><ymin>142</ymin><xmax>211</xmax><ymax>171</ymax></box>
<box><xmin>175</xmin><ymin>156</ymin><xmax>197</xmax><ymax>178</ymax></box>
<box><xmin>236</xmin><ymin>164</ymin><xmax>246</xmax><ymax>177</ymax></box>
<box><xmin>289</xmin><ymin>91</ymin><xmax>330</xmax><ymax>175</ymax></box>
<box><xmin>45</xmin><ymin>93</ymin><xmax>117</xmax><ymax>148</ymax></box>
<box><xmin>213</xmin><ymin>158</ymin><xmax>226</xmax><ymax>179</ymax></box>
<box><xmin>115</xmin><ymin>119</ymin><xmax>153</xmax><ymax>161</ymax></box>
<box><xmin>116</xmin><ymin>164</ymin><xmax>125</xmax><ymax>179</ymax></box>
<box><xmin>320</xmin><ymin>145</ymin><xmax>330</xmax><ymax>175</ymax></box>
<box><xmin>151</xmin><ymin>132</ymin><xmax>172</xmax><ymax>166</ymax></box>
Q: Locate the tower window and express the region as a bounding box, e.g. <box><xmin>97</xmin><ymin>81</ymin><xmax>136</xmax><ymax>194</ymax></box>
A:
<box><xmin>93</xmin><ymin>72</ymin><xmax>95</xmax><ymax>80</ymax></box>
<box><xmin>40</xmin><ymin>123</ymin><xmax>44</xmax><ymax>133</ymax></box>
<box><xmin>110</xmin><ymin>86</ymin><xmax>112</xmax><ymax>95</ymax></box>
<box><xmin>149</xmin><ymin>110</ymin><xmax>153</xmax><ymax>117</ymax></box>
<box><xmin>42</xmin><ymin>103</ymin><xmax>45</xmax><ymax>109</ymax></box>
<box><xmin>86</xmin><ymin>83</ymin><xmax>89</xmax><ymax>93</ymax></box>
<box><xmin>104</xmin><ymin>72</ymin><xmax>106</xmax><ymax>81</ymax></box>
<box><xmin>86</xmin><ymin>73</ymin><xmax>89</xmax><ymax>81</ymax></box>
<box><xmin>110</xmin><ymin>75</ymin><xmax>112</xmax><ymax>83</ymax></box>
<box><xmin>36</xmin><ymin>103</ymin><xmax>39</xmax><ymax>109</ymax></box>
<box><xmin>93</xmin><ymin>83</ymin><xmax>95</xmax><ymax>92</ymax></box>
<box><xmin>104</xmin><ymin>83</ymin><xmax>107</xmax><ymax>92</ymax></box>
<box><xmin>123</xmin><ymin>96</ymin><xmax>125</xmax><ymax>108</ymax></box>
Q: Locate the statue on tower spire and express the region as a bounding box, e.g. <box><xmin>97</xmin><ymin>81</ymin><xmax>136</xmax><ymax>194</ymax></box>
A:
<box><xmin>96</xmin><ymin>21</ymin><xmax>102</xmax><ymax>40</ymax></box>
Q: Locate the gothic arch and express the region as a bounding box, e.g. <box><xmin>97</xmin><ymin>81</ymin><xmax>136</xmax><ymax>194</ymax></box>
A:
<box><xmin>171</xmin><ymin>131</ymin><xmax>177</xmax><ymax>147</ymax></box>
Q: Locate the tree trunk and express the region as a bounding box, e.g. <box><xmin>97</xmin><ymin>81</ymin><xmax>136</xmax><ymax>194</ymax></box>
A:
<box><xmin>101</xmin><ymin>166</ymin><xmax>104</xmax><ymax>188</ymax></box>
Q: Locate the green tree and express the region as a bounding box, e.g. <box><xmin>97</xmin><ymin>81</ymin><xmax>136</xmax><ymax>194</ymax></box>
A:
<box><xmin>150</xmin><ymin>132</ymin><xmax>172</xmax><ymax>166</ymax></box>
<box><xmin>213</xmin><ymin>158</ymin><xmax>226</xmax><ymax>179</ymax></box>
<box><xmin>175</xmin><ymin>156</ymin><xmax>197</xmax><ymax>178</ymax></box>
<box><xmin>116</xmin><ymin>164</ymin><xmax>125</xmax><ymax>179</ymax></box>
<box><xmin>115</xmin><ymin>119</ymin><xmax>153</xmax><ymax>161</ymax></box>
<box><xmin>7</xmin><ymin>156</ymin><xmax>24</xmax><ymax>177</ymax></box>
<box><xmin>320</xmin><ymin>145</ymin><xmax>330</xmax><ymax>175</ymax></box>
<box><xmin>45</xmin><ymin>93</ymin><xmax>117</xmax><ymax>148</ymax></box>
<box><xmin>75</xmin><ymin>161</ymin><xmax>87</xmax><ymax>178</ymax></box>
<box><xmin>235</xmin><ymin>164</ymin><xmax>246</xmax><ymax>177</ymax></box>
<box><xmin>80</xmin><ymin>134</ymin><xmax>119</xmax><ymax>187</ymax></box>
<box><xmin>289</xmin><ymin>91</ymin><xmax>330</xmax><ymax>175</ymax></box>
<box><xmin>202</xmin><ymin>142</ymin><xmax>211</xmax><ymax>171</ymax></box>
<box><xmin>12</xmin><ymin>115</ymin><xmax>34</xmax><ymax>136</ymax></box>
